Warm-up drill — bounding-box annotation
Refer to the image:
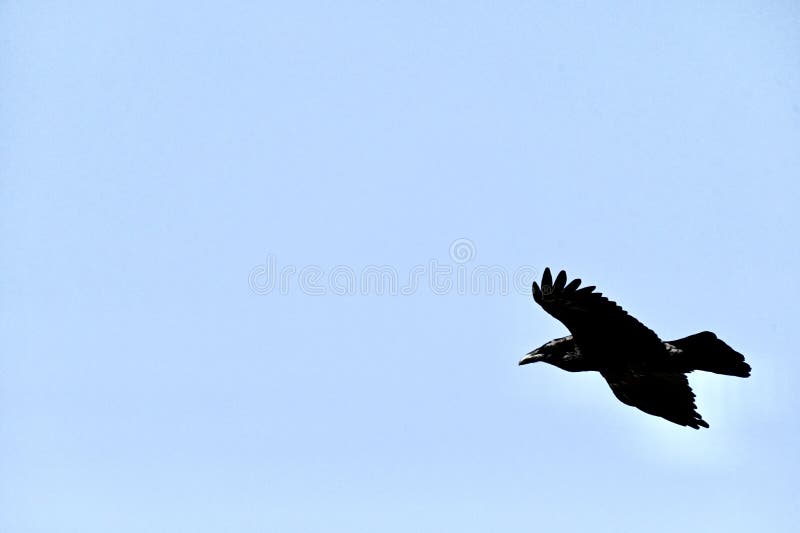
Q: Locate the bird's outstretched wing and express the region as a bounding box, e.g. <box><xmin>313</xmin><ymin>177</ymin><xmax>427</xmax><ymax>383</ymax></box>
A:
<box><xmin>602</xmin><ymin>371</ymin><xmax>709</xmax><ymax>429</ymax></box>
<box><xmin>532</xmin><ymin>268</ymin><xmax>664</xmax><ymax>362</ymax></box>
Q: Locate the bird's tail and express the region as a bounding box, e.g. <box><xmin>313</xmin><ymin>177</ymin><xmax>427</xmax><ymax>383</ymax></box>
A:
<box><xmin>669</xmin><ymin>331</ymin><xmax>751</xmax><ymax>377</ymax></box>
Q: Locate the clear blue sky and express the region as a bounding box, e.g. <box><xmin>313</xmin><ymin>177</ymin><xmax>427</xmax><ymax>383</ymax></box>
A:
<box><xmin>2</xmin><ymin>2</ymin><xmax>799</xmax><ymax>531</ymax></box>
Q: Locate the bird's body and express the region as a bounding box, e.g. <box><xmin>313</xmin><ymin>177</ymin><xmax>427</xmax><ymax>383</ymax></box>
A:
<box><xmin>520</xmin><ymin>268</ymin><xmax>750</xmax><ymax>429</ymax></box>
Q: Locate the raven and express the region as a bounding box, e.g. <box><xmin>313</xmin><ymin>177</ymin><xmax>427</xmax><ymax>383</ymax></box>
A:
<box><xmin>519</xmin><ymin>268</ymin><xmax>750</xmax><ymax>429</ymax></box>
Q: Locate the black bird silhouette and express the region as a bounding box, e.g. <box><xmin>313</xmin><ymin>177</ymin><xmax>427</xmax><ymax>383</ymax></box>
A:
<box><xmin>519</xmin><ymin>268</ymin><xmax>750</xmax><ymax>429</ymax></box>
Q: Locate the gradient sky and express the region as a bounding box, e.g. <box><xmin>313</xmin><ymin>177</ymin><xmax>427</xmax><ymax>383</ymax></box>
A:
<box><xmin>2</xmin><ymin>2</ymin><xmax>800</xmax><ymax>532</ymax></box>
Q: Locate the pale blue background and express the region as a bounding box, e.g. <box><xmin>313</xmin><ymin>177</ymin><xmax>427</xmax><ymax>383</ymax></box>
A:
<box><xmin>2</xmin><ymin>2</ymin><xmax>799</xmax><ymax>532</ymax></box>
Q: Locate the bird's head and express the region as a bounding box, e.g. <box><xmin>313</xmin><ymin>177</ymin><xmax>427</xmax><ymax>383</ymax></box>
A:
<box><xmin>519</xmin><ymin>335</ymin><xmax>578</xmax><ymax>368</ymax></box>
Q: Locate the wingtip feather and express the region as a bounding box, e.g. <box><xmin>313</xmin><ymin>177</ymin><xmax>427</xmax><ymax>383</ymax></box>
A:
<box><xmin>554</xmin><ymin>270</ymin><xmax>567</xmax><ymax>291</ymax></box>
<box><xmin>542</xmin><ymin>267</ymin><xmax>552</xmax><ymax>288</ymax></box>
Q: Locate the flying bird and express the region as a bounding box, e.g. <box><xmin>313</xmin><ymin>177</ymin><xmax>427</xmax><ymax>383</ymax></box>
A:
<box><xmin>519</xmin><ymin>268</ymin><xmax>750</xmax><ymax>429</ymax></box>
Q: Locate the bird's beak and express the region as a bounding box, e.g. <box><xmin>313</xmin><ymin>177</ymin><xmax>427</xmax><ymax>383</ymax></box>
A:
<box><xmin>519</xmin><ymin>350</ymin><xmax>543</xmax><ymax>366</ymax></box>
